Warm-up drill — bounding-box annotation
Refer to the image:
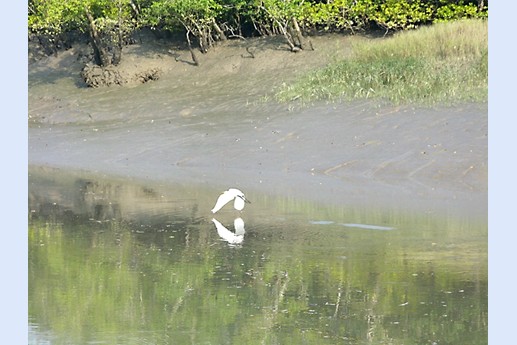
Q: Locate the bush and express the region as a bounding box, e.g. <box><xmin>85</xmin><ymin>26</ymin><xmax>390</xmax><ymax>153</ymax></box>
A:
<box><xmin>276</xmin><ymin>19</ymin><xmax>488</xmax><ymax>105</ymax></box>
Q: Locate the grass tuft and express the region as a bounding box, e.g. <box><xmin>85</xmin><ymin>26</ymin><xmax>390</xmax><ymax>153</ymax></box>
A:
<box><xmin>276</xmin><ymin>19</ymin><xmax>488</xmax><ymax>106</ymax></box>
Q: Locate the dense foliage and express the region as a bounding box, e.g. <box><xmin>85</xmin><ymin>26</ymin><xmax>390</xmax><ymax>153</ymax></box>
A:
<box><xmin>29</xmin><ymin>0</ymin><xmax>488</xmax><ymax>65</ymax></box>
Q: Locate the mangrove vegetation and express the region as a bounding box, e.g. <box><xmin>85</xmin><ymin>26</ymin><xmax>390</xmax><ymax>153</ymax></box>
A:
<box><xmin>29</xmin><ymin>0</ymin><xmax>488</xmax><ymax>66</ymax></box>
<box><xmin>28</xmin><ymin>1</ymin><xmax>488</xmax><ymax>104</ymax></box>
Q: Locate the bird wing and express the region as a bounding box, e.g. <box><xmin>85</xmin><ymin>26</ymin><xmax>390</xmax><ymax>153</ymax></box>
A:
<box><xmin>211</xmin><ymin>190</ymin><xmax>234</xmax><ymax>213</ymax></box>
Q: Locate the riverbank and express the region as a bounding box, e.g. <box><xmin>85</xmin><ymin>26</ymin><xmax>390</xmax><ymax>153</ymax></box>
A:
<box><xmin>28</xmin><ymin>33</ymin><xmax>487</xmax><ymax>217</ymax></box>
<box><xmin>29</xmin><ymin>31</ymin><xmax>355</xmax><ymax>90</ymax></box>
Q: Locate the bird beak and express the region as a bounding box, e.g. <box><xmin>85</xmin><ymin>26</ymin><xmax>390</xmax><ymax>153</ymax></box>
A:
<box><xmin>239</xmin><ymin>195</ymin><xmax>251</xmax><ymax>204</ymax></box>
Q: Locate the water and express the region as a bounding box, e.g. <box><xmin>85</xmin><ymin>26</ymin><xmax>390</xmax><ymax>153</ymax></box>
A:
<box><xmin>28</xmin><ymin>169</ymin><xmax>487</xmax><ymax>345</ymax></box>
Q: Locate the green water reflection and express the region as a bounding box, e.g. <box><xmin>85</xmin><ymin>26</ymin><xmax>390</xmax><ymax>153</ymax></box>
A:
<box><xmin>29</xmin><ymin>169</ymin><xmax>487</xmax><ymax>345</ymax></box>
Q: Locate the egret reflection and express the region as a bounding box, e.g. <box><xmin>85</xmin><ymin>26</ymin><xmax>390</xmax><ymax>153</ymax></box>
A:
<box><xmin>211</xmin><ymin>217</ymin><xmax>246</xmax><ymax>245</ymax></box>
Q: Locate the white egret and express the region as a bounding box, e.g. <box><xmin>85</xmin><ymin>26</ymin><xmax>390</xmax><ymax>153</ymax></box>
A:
<box><xmin>211</xmin><ymin>188</ymin><xmax>250</xmax><ymax>214</ymax></box>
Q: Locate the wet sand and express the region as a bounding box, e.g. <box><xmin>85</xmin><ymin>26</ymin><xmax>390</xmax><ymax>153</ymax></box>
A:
<box><xmin>28</xmin><ymin>34</ymin><xmax>487</xmax><ymax>217</ymax></box>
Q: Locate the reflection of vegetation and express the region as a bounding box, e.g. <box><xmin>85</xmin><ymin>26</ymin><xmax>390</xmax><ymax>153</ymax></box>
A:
<box><xmin>29</xmin><ymin>168</ymin><xmax>487</xmax><ymax>343</ymax></box>
<box><xmin>29</xmin><ymin>198</ymin><xmax>487</xmax><ymax>344</ymax></box>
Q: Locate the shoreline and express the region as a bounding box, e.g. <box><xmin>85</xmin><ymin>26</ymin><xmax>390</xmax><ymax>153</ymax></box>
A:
<box><xmin>28</xmin><ymin>34</ymin><xmax>487</xmax><ymax>219</ymax></box>
<box><xmin>29</xmin><ymin>32</ymin><xmax>355</xmax><ymax>91</ymax></box>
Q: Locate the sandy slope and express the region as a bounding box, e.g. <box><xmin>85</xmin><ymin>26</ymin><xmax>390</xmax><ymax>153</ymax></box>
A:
<box><xmin>28</xmin><ymin>33</ymin><xmax>487</xmax><ymax>217</ymax></box>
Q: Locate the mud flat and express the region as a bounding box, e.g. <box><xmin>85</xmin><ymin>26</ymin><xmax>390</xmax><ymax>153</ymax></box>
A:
<box><xmin>28</xmin><ymin>34</ymin><xmax>487</xmax><ymax>217</ymax></box>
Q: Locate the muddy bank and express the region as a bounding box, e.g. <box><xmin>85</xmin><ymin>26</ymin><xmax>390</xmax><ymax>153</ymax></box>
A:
<box><xmin>28</xmin><ymin>34</ymin><xmax>487</xmax><ymax>217</ymax></box>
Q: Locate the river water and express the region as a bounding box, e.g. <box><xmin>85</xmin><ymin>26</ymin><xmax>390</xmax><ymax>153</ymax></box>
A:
<box><xmin>28</xmin><ymin>41</ymin><xmax>487</xmax><ymax>344</ymax></box>
<box><xmin>28</xmin><ymin>168</ymin><xmax>487</xmax><ymax>345</ymax></box>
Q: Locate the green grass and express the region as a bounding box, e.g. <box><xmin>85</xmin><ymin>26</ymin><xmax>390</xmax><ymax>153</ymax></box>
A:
<box><xmin>276</xmin><ymin>19</ymin><xmax>487</xmax><ymax>106</ymax></box>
